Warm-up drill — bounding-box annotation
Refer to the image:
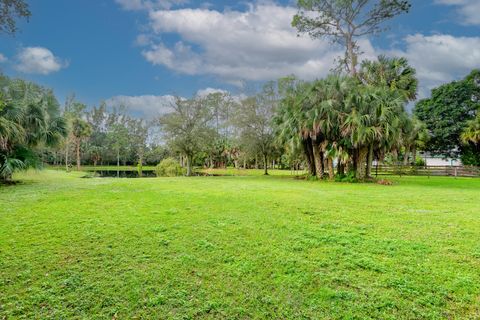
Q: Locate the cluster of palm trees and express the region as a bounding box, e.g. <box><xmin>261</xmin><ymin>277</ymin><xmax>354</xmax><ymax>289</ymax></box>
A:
<box><xmin>0</xmin><ymin>76</ymin><xmax>67</xmax><ymax>182</ymax></box>
<box><xmin>275</xmin><ymin>56</ymin><xmax>427</xmax><ymax>180</ymax></box>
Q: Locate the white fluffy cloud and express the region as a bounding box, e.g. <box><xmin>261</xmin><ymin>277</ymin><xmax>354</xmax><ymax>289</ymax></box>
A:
<box><xmin>106</xmin><ymin>94</ymin><xmax>175</xmax><ymax>118</ymax></box>
<box><xmin>0</xmin><ymin>53</ymin><xmax>7</xmax><ymax>63</ymax></box>
<box><xmin>142</xmin><ymin>4</ymin><xmax>376</xmax><ymax>83</ymax></box>
<box><xmin>389</xmin><ymin>34</ymin><xmax>480</xmax><ymax>97</ymax></box>
<box><xmin>121</xmin><ymin>1</ymin><xmax>480</xmax><ymax>105</ymax></box>
<box><xmin>15</xmin><ymin>47</ymin><xmax>66</xmax><ymax>75</ymax></box>
<box><xmin>435</xmin><ymin>0</ymin><xmax>480</xmax><ymax>25</ymax></box>
<box><xmin>115</xmin><ymin>0</ymin><xmax>188</xmax><ymax>10</ymax></box>
<box><xmin>195</xmin><ymin>87</ymin><xmax>228</xmax><ymax>97</ymax></box>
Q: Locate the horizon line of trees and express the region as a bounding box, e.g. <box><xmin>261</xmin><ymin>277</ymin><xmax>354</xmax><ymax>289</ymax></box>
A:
<box><xmin>1</xmin><ymin>63</ymin><xmax>479</xmax><ymax>183</ymax></box>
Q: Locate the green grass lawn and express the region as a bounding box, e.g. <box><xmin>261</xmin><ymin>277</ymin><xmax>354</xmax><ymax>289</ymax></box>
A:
<box><xmin>1</xmin><ymin>171</ymin><xmax>479</xmax><ymax>319</ymax></box>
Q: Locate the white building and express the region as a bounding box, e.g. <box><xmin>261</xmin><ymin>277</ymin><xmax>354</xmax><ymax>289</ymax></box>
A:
<box><xmin>418</xmin><ymin>152</ymin><xmax>462</xmax><ymax>166</ymax></box>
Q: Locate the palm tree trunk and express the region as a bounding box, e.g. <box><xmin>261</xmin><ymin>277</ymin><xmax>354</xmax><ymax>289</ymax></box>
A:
<box><xmin>366</xmin><ymin>144</ymin><xmax>374</xmax><ymax>178</ymax></box>
<box><xmin>337</xmin><ymin>162</ymin><xmax>344</xmax><ymax>176</ymax></box>
<box><xmin>304</xmin><ymin>138</ymin><xmax>316</xmax><ymax>176</ymax></box>
<box><xmin>312</xmin><ymin>142</ymin><xmax>323</xmax><ymax>179</ymax></box>
<box><xmin>355</xmin><ymin>147</ymin><xmax>368</xmax><ymax>180</ymax></box>
<box><xmin>403</xmin><ymin>146</ymin><xmax>410</xmax><ymax>165</ymax></box>
<box><xmin>328</xmin><ymin>157</ymin><xmax>334</xmax><ymax>180</ymax></box>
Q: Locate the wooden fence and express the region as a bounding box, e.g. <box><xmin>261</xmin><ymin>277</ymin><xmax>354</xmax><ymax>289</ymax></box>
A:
<box><xmin>373</xmin><ymin>165</ymin><xmax>480</xmax><ymax>178</ymax></box>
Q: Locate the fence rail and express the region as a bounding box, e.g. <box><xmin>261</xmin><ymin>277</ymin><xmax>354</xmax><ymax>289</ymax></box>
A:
<box><xmin>374</xmin><ymin>165</ymin><xmax>480</xmax><ymax>177</ymax></box>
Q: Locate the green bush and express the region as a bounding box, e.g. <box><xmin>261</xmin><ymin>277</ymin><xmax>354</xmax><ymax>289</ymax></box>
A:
<box><xmin>335</xmin><ymin>171</ymin><xmax>358</xmax><ymax>183</ymax></box>
<box><xmin>155</xmin><ymin>158</ymin><xmax>184</xmax><ymax>177</ymax></box>
<box><xmin>414</xmin><ymin>157</ymin><xmax>426</xmax><ymax>167</ymax></box>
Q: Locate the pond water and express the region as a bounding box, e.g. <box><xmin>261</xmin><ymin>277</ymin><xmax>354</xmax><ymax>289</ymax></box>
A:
<box><xmin>85</xmin><ymin>170</ymin><xmax>157</xmax><ymax>178</ymax></box>
<box><xmin>85</xmin><ymin>170</ymin><xmax>225</xmax><ymax>178</ymax></box>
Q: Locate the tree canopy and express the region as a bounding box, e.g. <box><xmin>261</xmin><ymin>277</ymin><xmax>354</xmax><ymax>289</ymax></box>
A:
<box><xmin>292</xmin><ymin>0</ymin><xmax>410</xmax><ymax>75</ymax></box>
<box><xmin>0</xmin><ymin>75</ymin><xmax>67</xmax><ymax>181</ymax></box>
<box><xmin>414</xmin><ymin>70</ymin><xmax>480</xmax><ymax>164</ymax></box>
<box><xmin>0</xmin><ymin>0</ymin><xmax>31</xmax><ymax>35</ymax></box>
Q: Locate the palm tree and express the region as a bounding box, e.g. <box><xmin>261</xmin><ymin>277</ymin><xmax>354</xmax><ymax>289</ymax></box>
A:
<box><xmin>359</xmin><ymin>56</ymin><xmax>418</xmax><ymax>175</ymax></box>
<box><xmin>402</xmin><ymin>116</ymin><xmax>429</xmax><ymax>165</ymax></box>
<box><xmin>360</xmin><ymin>55</ymin><xmax>418</xmax><ymax>102</ymax></box>
<box><xmin>0</xmin><ymin>78</ymin><xmax>67</xmax><ymax>182</ymax></box>
<box><xmin>71</xmin><ymin>118</ymin><xmax>92</xmax><ymax>171</ymax></box>
<box><xmin>275</xmin><ymin>80</ymin><xmax>318</xmax><ymax>176</ymax></box>
<box><xmin>461</xmin><ymin>113</ymin><xmax>480</xmax><ymax>145</ymax></box>
<box><xmin>307</xmin><ymin>75</ymin><xmax>354</xmax><ymax>179</ymax></box>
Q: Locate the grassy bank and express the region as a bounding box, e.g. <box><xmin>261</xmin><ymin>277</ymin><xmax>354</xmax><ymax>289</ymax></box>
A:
<box><xmin>1</xmin><ymin>171</ymin><xmax>479</xmax><ymax>319</ymax></box>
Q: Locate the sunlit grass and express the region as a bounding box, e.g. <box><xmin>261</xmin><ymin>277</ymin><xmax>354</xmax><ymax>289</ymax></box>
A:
<box><xmin>1</xmin><ymin>170</ymin><xmax>479</xmax><ymax>318</ymax></box>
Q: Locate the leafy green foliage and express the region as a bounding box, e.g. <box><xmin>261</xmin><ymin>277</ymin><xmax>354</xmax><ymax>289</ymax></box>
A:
<box><xmin>159</xmin><ymin>97</ymin><xmax>215</xmax><ymax>176</ymax></box>
<box><xmin>414</xmin><ymin>69</ymin><xmax>480</xmax><ymax>162</ymax></box>
<box><xmin>155</xmin><ymin>158</ymin><xmax>184</xmax><ymax>177</ymax></box>
<box><xmin>459</xmin><ymin>112</ymin><xmax>480</xmax><ymax>165</ymax></box>
<box><xmin>0</xmin><ymin>0</ymin><xmax>31</xmax><ymax>35</ymax></box>
<box><xmin>235</xmin><ymin>83</ymin><xmax>278</xmax><ymax>175</ymax></box>
<box><xmin>0</xmin><ymin>75</ymin><xmax>67</xmax><ymax>182</ymax></box>
<box><xmin>275</xmin><ymin>71</ymin><xmax>412</xmax><ymax>180</ymax></box>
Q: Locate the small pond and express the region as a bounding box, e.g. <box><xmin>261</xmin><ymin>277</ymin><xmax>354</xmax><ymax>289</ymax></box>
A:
<box><xmin>84</xmin><ymin>170</ymin><xmax>227</xmax><ymax>178</ymax></box>
<box><xmin>85</xmin><ymin>170</ymin><xmax>157</xmax><ymax>178</ymax></box>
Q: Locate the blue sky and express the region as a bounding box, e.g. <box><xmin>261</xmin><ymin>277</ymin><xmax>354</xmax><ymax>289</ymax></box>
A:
<box><xmin>0</xmin><ymin>0</ymin><xmax>479</xmax><ymax>116</ymax></box>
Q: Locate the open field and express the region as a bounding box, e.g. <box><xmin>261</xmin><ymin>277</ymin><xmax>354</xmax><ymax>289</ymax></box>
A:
<box><xmin>1</xmin><ymin>171</ymin><xmax>480</xmax><ymax>319</ymax></box>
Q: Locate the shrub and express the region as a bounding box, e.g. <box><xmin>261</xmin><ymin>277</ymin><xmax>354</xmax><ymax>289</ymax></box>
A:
<box><xmin>414</xmin><ymin>157</ymin><xmax>426</xmax><ymax>167</ymax></box>
<box><xmin>335</xmin><ymin>171</ymin><xmax>358</xmax><ymax>183</ymax></box>
<box><xmin>155</xmin><ymin>158</ymin><xmax>184</xmax><ymax>177</ymax></box>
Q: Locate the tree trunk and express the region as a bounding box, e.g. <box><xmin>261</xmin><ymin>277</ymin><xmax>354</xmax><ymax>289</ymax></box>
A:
<box><xmin>312</xmin><ymin>141</ymin><xmax>324</xmax><ymax>179</ymax></box>
<box><xmin>392</xmin><ymin>149</ymin><xmax>399</xmax><ymax>164</ymax></box>
<box><xmin>117</xmin><ymin>149</ymin><xmax>120</xmax><ymax>178</ymax></box>
<box><xmin>346</xmin><ymin>36</ymin><xmax>357</xmax><ymax>76</ymax></box>
<box><xmin>65</xmin><ymin>141</ymin><xmax>69</xmax><ymax>172</ymax></box>
<box><xmin>403</xmin><ymin>146</ymin><xmax>410</xmax><ymax>166</ymax></box>
<box><xmin>263</xmin><ymin>154</ymin><xmax>268</xmax><ymax>175</ymax></box>
<box><xmin>186</xmin><ymin>155</ymin><xmax>192</xmax><ymax>176</ymax></box>
<box><xmin>76</xmin><ymin>140</ymin><xmax>81</xmax><ymax>171</ymax></box>
<box><xmin>255</xmin><ymin>156</ymin><xmax>258</xmax><ymax>169</ymax></box>
<box><xmin>355</xmin><ymin>147</ymin><xmax>368</xmax><ymax>180</ymax></box>
<box><xmin>138</xmin><ymin>155</ymin><xmax>143</xmax><ymax>177</ymax></box>
<box><xmin>366</xmin><ymin>144</ymin><xmax>374</xmax><ymax>178</ymax></box>
<box><xmin>328</xmin><ymin>157</ymin><xmax>334</xmax><ymax>180</ymax></box>
<box><xmin>412</xmin><ymin>146</ymin><xmax>417</xmax><ymax>164</ymax></box>
<box><xmin>337</xmin><ymin>162</ymin><xmax>345</xmax><ymax>176</ymax></box>
<box><xmin>304</xmin><ymin>138</ymin><xmax>316</xmax><ymax>176</ymax></box>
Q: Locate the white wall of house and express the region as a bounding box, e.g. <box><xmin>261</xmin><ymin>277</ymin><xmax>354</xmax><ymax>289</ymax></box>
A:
<box><xmin>419</xmin><ymin>152</ymin><xmax>462</xmax><ymax>166</ymax></box>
